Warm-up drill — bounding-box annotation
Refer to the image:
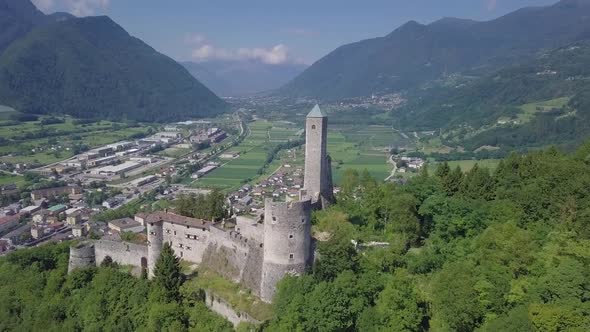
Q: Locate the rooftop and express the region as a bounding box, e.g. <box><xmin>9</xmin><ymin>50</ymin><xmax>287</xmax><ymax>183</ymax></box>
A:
<box><xmin>108</xmin><ymin>217</ymin><xmax>142</xmax><ymax>230</ymax></box>
<box><xmin>48</xmin><ymin>204</ymin><xmax>67</xmax><ymax>212</ymax></box>
<box><xmin>307</xmin><ymin>104</ymin><xmax>327</xmax><ymax>118</ymax></box>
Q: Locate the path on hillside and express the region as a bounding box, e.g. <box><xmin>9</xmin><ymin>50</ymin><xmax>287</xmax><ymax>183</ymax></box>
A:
<box><xmin>384</xmin><ymin>155</ymin><xmax>397</xmax><ymax>182</ymax></box>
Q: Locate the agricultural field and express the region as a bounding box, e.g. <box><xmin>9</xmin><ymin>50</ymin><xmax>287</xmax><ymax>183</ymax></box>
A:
<box><xmin>193</xmin><ymin>120</ymin><xmax>279</xmax><ymax>190</ymax></box>
<box><xmin>340</xmin><ymin>125</ymin><xmax>413</xmax><ymax>149</ymax></box>
<box><xmin>0</xmin><ymin>173</ymin><xmax>26</xmax><ymax>187</ymax></box>
<box><xmin>194</xmin><ymin>120</ymin><xmax>396</xmax><ymax>189</ymax></box>
<box><xmin>0</xmin><ymin>116</ymin><xmax>150</xmax><ymax>165</ymax></box>
<box><xmin>328</xmin><ymin>131</ymin><xmax>391</xmax><ymax>184</ymax></box>
<box><xmin>517</xmin><ymin>97</ymin><xmax>571</xmax><ymax>124</ymax></box>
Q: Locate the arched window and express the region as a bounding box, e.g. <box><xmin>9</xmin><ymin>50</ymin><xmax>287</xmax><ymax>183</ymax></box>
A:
<box><xmin>311</xmin><ymin>125</ymin><xmax>316</xmax><ymax>130</ymax></box>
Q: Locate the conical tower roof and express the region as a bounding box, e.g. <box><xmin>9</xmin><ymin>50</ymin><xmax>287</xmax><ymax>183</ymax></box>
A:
<box><xmin>307</xmin><ymin>104</ymin><xmax>327</xmax><ymax>118</ymax></box>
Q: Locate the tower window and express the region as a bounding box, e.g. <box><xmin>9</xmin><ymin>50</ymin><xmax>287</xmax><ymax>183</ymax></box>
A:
<box><xmin>289</xmin><ymin>253</ymin><xmax>294</xmax><ymax>259</ymax></box>
<box><xmin>302</xmin><ymin>218</ymin><xmax>305</xmax><ymax>223</ymax></box>
<box><xmin>289</xmin><ymin>234</ymin><xmax>294</xmax><ymax>239</ymax></box>
<box><xmin>311</xmin><ymin>125</ymin><xmax>316</xmax><ymax>130</ymax></box>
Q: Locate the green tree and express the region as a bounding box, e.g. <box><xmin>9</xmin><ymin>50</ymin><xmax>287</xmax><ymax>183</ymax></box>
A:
<box><xmin>373</xmin><ymin>269</ymin><xmax>425</xmax><ymax>332</ymax></box>
<box><xmin>153</xmin><ymin>242</ymin><xmax>183</xmax><ymax>302</ymax></box>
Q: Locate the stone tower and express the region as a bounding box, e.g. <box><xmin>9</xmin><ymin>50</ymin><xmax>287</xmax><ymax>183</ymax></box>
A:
<box><xmin>147</xmin><ymin>217</ymin><xmax>164</xmax><ymax>278</ymax></box>
<box><xmin>68</xmin><ymin>242</ymin><xmax>96</xmax><ymax>273</ymax></box>
<box><xmin>303</xmin><ymin>104</ymin><xmax>334</xmax><ymax>207</ymax></box>
<box><xmin>260</xmin><ymin>198</ymin><xmax>312</xmax><ymax>302</ymax></box>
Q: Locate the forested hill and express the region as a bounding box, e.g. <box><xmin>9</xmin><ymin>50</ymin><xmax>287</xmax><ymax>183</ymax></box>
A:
<box><xmin>1</xmin><ymin>144</ymin><xmax>590</xmax><ymax>330</ymax></box>
<box><xmin>280</xmin><ymin>0</ymin><xmax>590</xmax><ymax>100</ymax></box>
<box><xmin>0</xmin><ymin>0</ymin><xmax>45</xmax><ymax>53</ymax></box>
<box><xmin>395</xmin><ymin>40</ymin><xmax>590</xmax><ymax>151</ymax></box>
<box><xmin>0</xmin><ymin>1</ymin><xmax>227</xmax><ymax>122</ymax></box>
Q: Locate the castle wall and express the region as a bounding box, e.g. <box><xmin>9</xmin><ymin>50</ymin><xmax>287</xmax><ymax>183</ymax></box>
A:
<box><xmin>94</xmin><ymin>240</ymin><xmax>148</xmax><ymax>269</ymax></box>
<box><xmin>147</xmin><ymin>219</ymin><xmax>163</xmax><ymax>278</ymax></box>
<box><xmin>68</xmin><ymin>242</ymin><xmax>96</xmax><ymax>273</ymax></box>
<box><xmin>162</xmin><ymin>221</ymin><xmax>210</xmax><ymax>263</ymax></box>
<box><xmin>241</xmin><ymin>242</ymin><xmax>264</xmax><ymax>295</ymax></box>
<box><xmin>200</xmin><ymin>226</ymin><xmax>254</xmax><ymax>285</ymax></box>
<box><xmin>260</xmin><ymin>199</ymin><xmax>312</xmax><ymax>302</ymax></box>
<box><xmin>236</xmin><ymin>216</ymin><xmax>263</xmax><ymax>243</ymax></box>
<box><xmin>204</xmin><ymin>291</ymin><xmax>261</xmax><ymax>327</ymax></box>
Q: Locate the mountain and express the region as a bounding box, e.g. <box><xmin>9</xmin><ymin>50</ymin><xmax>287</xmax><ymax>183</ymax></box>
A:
<box><xmin>398</xmin><ymin>40</ymin><xmax>590</xmax><ymax>151</ymax></box>
<box><xmin>0</xmin><ymin>8</ymin><xmax>226</xmax><ymax>122</ymax></box>
<box><xmin>280</xmin><ymin>0</ymin><xmax>590</xmax><ymax>100</ymax></box>
<box><xmin>0</xmin><ymin>0</ymin><xmax>45</xmax><ymax>53</ymax></box>
<box><xmin>182</xmin><ymin>60</ymin><xmax>307</xmax><ymax>96</ymax></box>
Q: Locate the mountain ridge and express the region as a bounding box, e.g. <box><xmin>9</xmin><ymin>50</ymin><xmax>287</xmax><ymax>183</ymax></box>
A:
<box><xmin>0</xmin><ymin>11</ymin><xmax>226</xmax><ymax>122</ymax></box>
<box><xmin>280</xmin><ymin>0</ymin><xmax>590</xmax><ymax>100</ymax></box>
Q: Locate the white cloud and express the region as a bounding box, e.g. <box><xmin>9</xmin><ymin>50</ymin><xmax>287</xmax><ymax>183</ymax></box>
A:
<box><xmin>188</xmin><ymin>33</ymin><xmax>295</xmax><ymax>65</ymax></box>
<box><xmin>237</xmin><ymin>44</ymin><xmax>289</xmax><ymax>65</ymax></box>
<box><xmin>31</xmin><ymin>0</ymin><xmax>55</xmax><ymax>12</ymax></box>
<box><xmin>32</xmin><ymin>0</ymin><xmax>110</xmax><ymax>16</ymax></box>
<box><xmin>192</xmin><ymin>45</ymin><xmax>235</xmax><ymax>61</ymax></box>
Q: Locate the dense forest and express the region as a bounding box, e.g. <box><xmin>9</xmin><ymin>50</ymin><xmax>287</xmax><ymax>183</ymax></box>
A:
<box><xmin>2</xmin><ymin>143</ymin><xmax>590</xmax><ymax>331</ymax></box>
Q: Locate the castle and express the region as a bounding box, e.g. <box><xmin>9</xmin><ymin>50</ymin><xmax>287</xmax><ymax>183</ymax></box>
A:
<box><xmin>68</xmin><ymin>105</ymin><xmax>334</xmax><ymax>303</ymax></box>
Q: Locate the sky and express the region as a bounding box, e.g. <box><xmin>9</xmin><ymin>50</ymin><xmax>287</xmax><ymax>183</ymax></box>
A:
<box><xmin>31</xmin><ymin>0</ymin><xmax>558</xmax><ymax>65</ymax></box>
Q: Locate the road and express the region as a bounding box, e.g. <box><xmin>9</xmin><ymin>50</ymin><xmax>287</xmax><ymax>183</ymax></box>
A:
<box><xmin>384</xmin><ymin>155</ymin><xmax>398</xmax><ymax>182</ymax></box>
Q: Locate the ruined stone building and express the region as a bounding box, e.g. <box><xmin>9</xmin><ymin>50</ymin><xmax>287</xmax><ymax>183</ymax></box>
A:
<box><xmin>69</xmin><ymin>105</ymin><xmax>334</xmax><ymax>303</ymax></box>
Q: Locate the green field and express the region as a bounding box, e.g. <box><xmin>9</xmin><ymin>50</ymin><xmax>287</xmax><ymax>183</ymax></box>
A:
<box><xmin>341</xmin><ymin>125</ymin><xmax>411</xmax><ymax>149</ymax></box>
<box><xmin>0</xmin><ymin>117</ymin><xmax>149</xmax><ymax>165</ymax></box>
<box><xmin>518</xmin><ymin>97</ymin><xmax>571</xmax><ymax>123</ymax></box>
<box><xmin>193</xmin><ymin>120</ymin><xmax>394</xmax><ymax>189</ymax></box>
<box><xmin>328</xmin><ymin>131</ymin><xmax>391</xmax><ymax>183</ymax></box>
<box><xmin>192</xmin><ymin>121</ymin><xmax>275</xmax><ymax>190</ymax></box>
<box><xmin>0</xmin><ymin>173</ymin><xmax>26</xmax><ymax>187</ymax></box>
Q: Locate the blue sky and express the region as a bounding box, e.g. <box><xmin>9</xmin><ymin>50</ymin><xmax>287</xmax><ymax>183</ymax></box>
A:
<box><xmin>32</xmin><ymin>0</ymin><xmax>557</xmax><ymax>64</ymax></box>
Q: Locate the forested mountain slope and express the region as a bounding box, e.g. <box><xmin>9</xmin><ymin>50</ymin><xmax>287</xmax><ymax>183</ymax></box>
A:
<box><xmin>0</xmin><ymin>0</ymin><xmax>46</xmax><ymax>53</ymax></box>
<box><xmin>0</xmin><ymin>16</ymin><xmax>226</xmax><ymax>122</ymax></box>
<box><xmin>280</xmin><ymin>0</ymin><xmax>590</xmax><ymax>100</ymax></box>
<box><xmin>396</xmin><ymin>41</ymin><xmax>590</xmax><ymax>151</ymax></box>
